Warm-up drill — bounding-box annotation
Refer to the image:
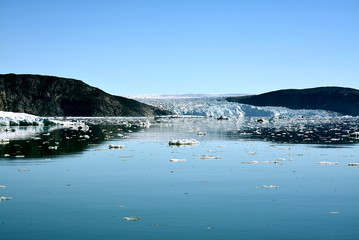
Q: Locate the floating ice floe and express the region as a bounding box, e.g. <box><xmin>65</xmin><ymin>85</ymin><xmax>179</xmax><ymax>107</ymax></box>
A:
<box><xmin>170</xmin><ymin>159</ymin><xmax>187</xmax><ymax>162</ymax></box>
<box><xmin>109</xmin><ymin>144</ymin><xmax>125</xmax><ymax>149</ymax></box>
<box><xmin>123</xmin><ymin>216</ymin><xmax>141</xmax><ymax>221</ymax></box>
<box><xmin>197</xmin><ymin>132</ymin><xmax>207</xmax><ymax>136</ymax></box>
<box><xmin>0</xmin><ymin>196</ymin><xmax>13</xmax><ymax>202</ymax></box>
<box><xmin>0</xmin><ymin>139</ymin><xmax>10</xmax><ymax>144</ymax></box>
<box><xmin>18</xmin><ymin>169</ymin><xmax>30</xmax><ymax>172</ymax></box>
<box><xmin>242</xmin><ymin>161</ymin><xmax>259</xmax><ymax>164</ymax></box>
<box><xmin>348</xmin><ymin>132</ymin><xmax>359</xmax><ymax>139</ymax></box>
<box><xmin>0</xmin><ymin>111</ymin><xmax>87</xmax><ymax>127</ymax></box>
<box><xmin>168</xmin><ymin>139</ymin><xmax>200</xmax><ymax>146</ymax></box>
<box><xmin>261</xmin><ymin>185</ymin><xmax>280</xmax><ymax>188</ymax></box>
<box><xmin>263</xmin><ymin>161</ymin><xmax>280</xmax><ymax>164</ymax></box>
<box><xmin>348</xmin><ymin>163</ymin><xmax>359</xmax><ymax>166</ymax></box>
<box><xmin>316</xmin><ymin>161</ymin><xmax>339</xmax><ymax>165</ymax></box>
<box><xmin>200</xmin><ymin>155</ymin><xmax>221</xmax><ymax>160</ymax></box>
<box><xmin>0</xmin><ymin>185</ymin><xmax>6</xmax><ymax>189</ymax></box>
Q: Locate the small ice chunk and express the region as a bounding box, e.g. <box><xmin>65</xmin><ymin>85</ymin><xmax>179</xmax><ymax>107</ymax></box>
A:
<box><xmin>261</xmin><ymin>185</ymin><xmax>279</xmax><ymax>188</ymax></box>
<box><xmin>348</xmin><ymin>132</ymin><xmax>359</xmax><ymax>139</ymax></box>
<box><xmin>348</xmin><ymin>163</ymin><xmax>359</xmax><ymax>166</ymax></box>
<box><xmin>241</xmin><ymin>161</ymin><xmax>259</xmax><ymax>164</ymax></box>
<box><xmin>0</xmin><ymin>185</ymin><xmax>6</xmax><ymax>189</ymax></box>
<box><xmin>316</xmin><ymin>161</ymin><xmax>339</xmax><ymax>165</ymax></box>
<box><xmin>168</xmin><ymin>139</ymin><xmax>200</xmax><ymax>146</ymax></box>
<box><xmin>170</xmin><ymin>159</ymin><xmax>187</xmax><ymax>162</ymax></box>
<box><xmin>0</xmin><ymin>196</ymin><xmax>13</xmax><ymax>202</ymax></box>
<box><xmin>200</xmin><ymin>156</ymin><xmax>221</xmax><ymax>160</ymax></box>
<box><xmin>48</xmin><ymin>146</ymin><xmax>58</xmax><ymax>150</ymax></box>
<box><xmin>247</xmin><ymin>152</ymin><xmax>257</xmax><ymax>155</ymax></box>
<box><xmin>123</xmin><ymin>216</ymin><xmax>141</xmax><ymax>221</ymax></box>
<box><xmin>18</xmin><ymin>169</ymin><xmax>30</xmax><ymax>172</ymax></box>
<box><xmin>109</xmin><ymin>144</ymin><xmax>125</xmax><ymax>149</ymax></box>
<box><xmin>263</xmin><ymin>161</ymin><xmax>279</xmax><ymax>164</ymax></box>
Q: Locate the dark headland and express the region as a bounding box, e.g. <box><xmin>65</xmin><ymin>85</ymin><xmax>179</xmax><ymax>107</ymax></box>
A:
<box><xmin>227</xmin><ymin>87</ymin><xmax>359</xmax><ymax>116</ymax></box>
<box><xmin>0</xmin><ymin>74</ymin><xmax>170</xmax><ymax>117</ymax></box>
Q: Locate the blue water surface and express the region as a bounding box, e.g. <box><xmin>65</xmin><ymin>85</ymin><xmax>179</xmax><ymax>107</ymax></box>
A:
<box><xmin>1</xmin><ymin>121</ymin><xmax>358</xmax><ymax>240</ymax></box>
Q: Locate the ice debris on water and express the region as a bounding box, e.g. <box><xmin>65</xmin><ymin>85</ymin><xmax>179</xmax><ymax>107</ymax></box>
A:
<box><xmin>123</xmin><ymin>216</ymin><xmax>141</xmax><ymax>221</ymax></box>
<box><xmin>168</xmin><ymin>139</ymin><xmax>200</xmax><ymax>146</ymax></box>
<box><xmin>18</xmin><ymin>168</ymin><xmax>30</xmax><ymax>172</ymax></box>
<box><xmin>242</xmin><ymin>161</ymin><xmax>259</xmax><ymax>164</ymax></box>
<box><xmin>109</xmin><ymin>144</ymin><xmax>125</xmax><ymax>149</ymax></box>
<box><xmin>348</xmin><ymin>132</ymin><xmax>359</xmax><ymax>139</ymax></box>
<box><xmin>0</xmin><ymin>185</ymin><xmax>6</xmax><ymax>189</ymax></box>
<box><xmin>316</xmin><ymin>161</ymin><xmax>339</xmax><ymax>165</ymax></box>
<box><xmin>261</xmin><ymin>185</ymin><xmax>280</xmax><ymax>188</ymax></box>
<box><xmin>0</xmin><ymin>196</ymin><xmax>13</xmax><ymax>202</ymax></box>
<box><xmin>348</xmin><ymin>163</ymin><xmax>359</xmax><ymax>166</ymax></box>
<box><xmin>197</xmin><ymin>132</ymin><xmax>207</xmax><ymax>136</ymax></box>
<box><xmin>200</xmin><ymin>155</ymin><xmax>221</xmax><ymax>160</ymax></box>
<box><xmin>170</xmin><ymin>159</ymin><xmax>187</xmax><ymax>162</ymax></box>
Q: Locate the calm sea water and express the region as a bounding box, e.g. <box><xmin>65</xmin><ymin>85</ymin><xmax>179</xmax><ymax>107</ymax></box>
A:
<box><xmin>1</xmin><ymin>118</ymin><xmax>358</xmax><ymax>240</ymax></box>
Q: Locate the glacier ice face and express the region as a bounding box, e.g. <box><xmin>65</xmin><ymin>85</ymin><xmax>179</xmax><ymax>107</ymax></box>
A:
<box><xmin>131</xmin><ymin>95</ymin><xmax>340</xmax><ymax>118</ymax></box>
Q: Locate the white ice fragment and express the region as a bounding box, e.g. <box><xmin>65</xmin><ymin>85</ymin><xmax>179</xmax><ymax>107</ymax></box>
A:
<box><xmin>0</xmin><ymin>185</ymin><xmax>6</xmax><ymax>189</ymax></box>
<box><xmin>18</xmin><ymin>168</ymin><xmax>30</xmax><ymax>172</ymax></box>
<box><xmin>170</xmin><ymin>159</ymin><xmax>187</xmax><ymax>162</ymax></box>
<box><xmin>123</xmin><ymin>216</ymin><xmax>141</xmax><ymax>221</ymax></box>
<box><xmin>0</xmin><ymin>196</ymin><xmax>13</xmax><ymax>202</ymax></box>
<box><xmin>109</xmin><ymin>144</ymin><xmax>125</xmax><ymax>149</ymax></box>
<box><xmin>48</xmin><ymin>146</ymin><xmax>58</xmax><ymax>150</ymax></box>
<box><xmin>168</xmin><ymin>139</ymin><xmax>200</xmax><ymax>146</ymax></box>
<box><xmin>261</xmin><ymin>185</ymin><xmax>280</xmax><ymax>188</ymax></box>
<box><xmin>263</xmin><ymin>161</ymin><xmax>279</xmax><ymax>164</ymax></box>
<box><xmin>348</xmin><ymin>163</ymin><xmax>359</xmax><ymax>166</ymax></box>
<box><xmin>348</xmin><ymin>132</ymin><xmax>359</xmax><ymax>139</ymax></box>
<box><xmin>200</xmin><ymin>155</ymin><xmax>221</xmax><ymax>160</ymax></box>
<box><xmin>0</xmin><ymin>139</ymin><xmax>10</xmax><ymax>144</ymax></box>
<box><xmin>241</xmin><ymin>161</ymin><xmax>259</xmax><ymax>164</ymax></box>
<box><xmin>316</xmin><ymin>161</ymin><xmax>339</xmax><ymax>165</ymax></box>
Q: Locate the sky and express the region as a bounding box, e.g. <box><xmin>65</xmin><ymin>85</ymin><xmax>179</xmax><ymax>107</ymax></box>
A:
<box><xmin>1</xmin><ymin>0</ymin><xmax>358</xmax><ymax>95</ymax></box>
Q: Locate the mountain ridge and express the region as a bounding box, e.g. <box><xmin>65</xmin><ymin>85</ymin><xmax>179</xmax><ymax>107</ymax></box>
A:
<box><xmin>0</xmin><ymin>74</ymin><xmax>170</xmax><ymax>117</ymax></box>
<box><xmin>226</xmin><ymin>86</ymin><xmax>359</xmax><ymax>116</ymax></box>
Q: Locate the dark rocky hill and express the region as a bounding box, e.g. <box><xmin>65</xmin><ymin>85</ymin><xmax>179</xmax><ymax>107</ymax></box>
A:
<box><xmin>0</xmin><ymin>74</ymin><xmax>170</xmax><ymax>117</ymax></box>
<box><xmin>227</xmin><ymin>87</ymin><xmax>359</xmax><ymax>116</ymax></box>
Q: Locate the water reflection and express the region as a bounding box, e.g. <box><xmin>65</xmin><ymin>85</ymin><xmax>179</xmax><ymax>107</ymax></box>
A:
<box><xmin>0</xmin><ymin>125</ymin><xmax>143</xmax><ymax>158</ymax></box>
<box><xmin>1</xmin><ymin>116</ymin><xmax>358</xmax><ymax>158</ymax></box>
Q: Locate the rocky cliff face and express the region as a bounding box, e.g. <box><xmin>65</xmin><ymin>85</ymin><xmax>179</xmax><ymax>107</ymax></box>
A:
<box><xmin>0</xmin><ymin>74</ymin><xmax>170</xmax><ymax>117</ymax></box>
<box><xmin>227</xmin><ymin>87</ymin><xmax>359</xmax><ymax>116</ymax></box>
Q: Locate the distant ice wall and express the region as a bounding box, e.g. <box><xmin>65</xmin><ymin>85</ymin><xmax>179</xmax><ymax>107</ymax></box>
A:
<box><xmin>132</xmin><ymin>95</ymin><xmax>340</xmax><ymax>118</ymax></box>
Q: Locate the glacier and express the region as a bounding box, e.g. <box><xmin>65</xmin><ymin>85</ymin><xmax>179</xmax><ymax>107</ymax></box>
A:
<box><xmin>130</xmin><ymin>94</ymin><xmax>340</xmax><ymax>118</ymax></box>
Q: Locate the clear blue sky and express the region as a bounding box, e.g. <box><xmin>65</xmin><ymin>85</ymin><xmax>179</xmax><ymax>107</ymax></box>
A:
<box><xmin>1</xmin><ymin>0</ymin><xmax>358</xmax><ymax>95</ymax></box>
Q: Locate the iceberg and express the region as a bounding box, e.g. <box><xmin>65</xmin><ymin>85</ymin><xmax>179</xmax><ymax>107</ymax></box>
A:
<box><xmin>0</xmin><ymin>111</ymin><xmax>85</xmax><ymax>126</ymax></box>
